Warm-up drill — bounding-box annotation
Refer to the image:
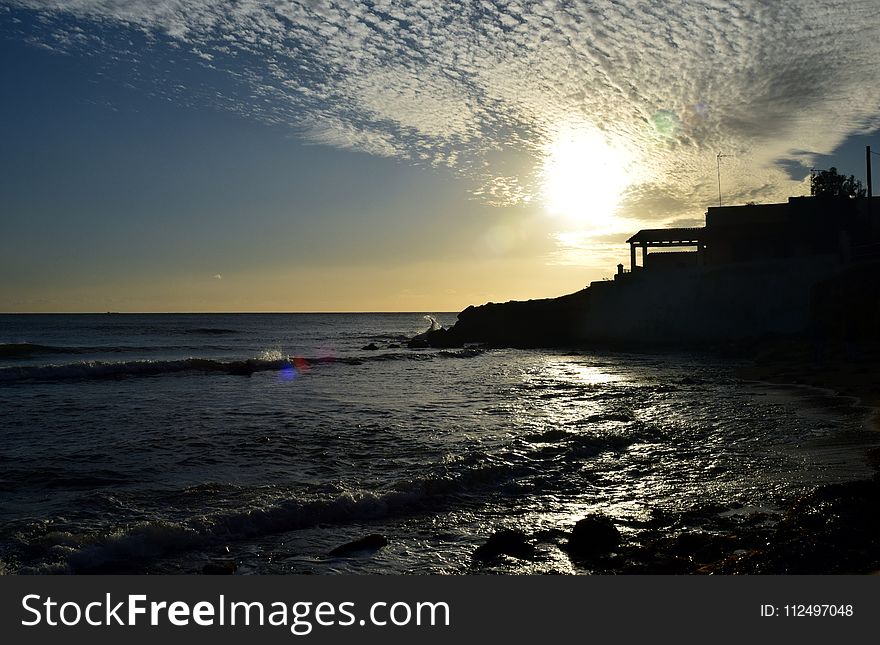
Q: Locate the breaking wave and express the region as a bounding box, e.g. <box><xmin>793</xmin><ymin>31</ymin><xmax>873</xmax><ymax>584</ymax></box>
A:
<box><xmin>20</xmin><ymin>489</ymin><xmax>426</xmax><ymax>573</ymax></box>
<box><xmin>7</xmin><ymin>424</ymin><xmax>645</xmax><ymax>574</ymax></box>
<box><xmin>0</xmin><ymin>349</ymin><xmax>485</xmax><ymax>383</ymax></box>
<box><xmin>0</xmin><ymin>357</ymin><xmax>334</xmax><ymax>383</ymax></box>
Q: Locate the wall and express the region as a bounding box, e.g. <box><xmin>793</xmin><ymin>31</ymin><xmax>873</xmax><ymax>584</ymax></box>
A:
<box><xmin>579</xmin><ymin>256</ymin><xmax>841</xmax><ymax>343</ymax></box>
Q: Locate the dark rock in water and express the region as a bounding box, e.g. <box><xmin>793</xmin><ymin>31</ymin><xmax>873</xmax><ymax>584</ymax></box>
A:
<box><xmin>420</xmin><ymin>290</ymin><xmax>590</xmax><ymax>348</ymax></box>
<box><xmin>473</xmin><ymin>529</ymin><xmax>536</xmax><ymax>561</ymax></box>
<box><xmin>361</xmin><ymin>343</ymin><xmax>379</xmax><ymax>351</ymax></box>
<box><xmin>566</xmin><ymin>514</ymin><xmax>621</xmax><ymax>558</ymax></box>
<box><xmin>711</xmin><ymin>478</ymin><xmax>880</xmax><ymax>574</ymax></box>
<box><xmin>670</xmin><ymin>531</ymin><xmax>740</xmax><ymax>564</ymax></box>
<box><xmin>388</xmin><ymin>343</ymin><xmax>400</xmax><ymax>348</ymax></box>
<box><xmin>328</xmin><ymin>534</ymin><xmax>388</xmax><ymax>557</ymax></box>
<box><xmin>202</xmin><ymin>560</ymin><xmax>237</xmax><ymax>575</ymax></box>
<box><xmin>629</xmin><ymin>554</ymin><xmax>694</xmax><ymax>575</ymax></box>
<box><xmin>407</xmin><ymin>327</ymin><xmax>462</xmax><ymax>348</ymax></box>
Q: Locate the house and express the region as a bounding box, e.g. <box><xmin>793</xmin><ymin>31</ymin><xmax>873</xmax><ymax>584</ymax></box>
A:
<box><xmin>624</xmin><ymin>197</ymin><xmax>880</xmax><ymax>274</ymax></box>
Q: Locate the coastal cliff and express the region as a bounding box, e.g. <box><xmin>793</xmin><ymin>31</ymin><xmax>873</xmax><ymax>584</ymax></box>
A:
<box><xmin>413</xmin><ymin>196</ymin><xmax>880</xmax><ymax>350</ymax></box>
<box><xmin>412</xmin><ymin>256</ymin><xmax>879</xmax><ymax>349</ymax></box>
<box><xmin>409</xmin><ymin>288</ymin><xmax>591</xmax><ymax>348</ymax></box>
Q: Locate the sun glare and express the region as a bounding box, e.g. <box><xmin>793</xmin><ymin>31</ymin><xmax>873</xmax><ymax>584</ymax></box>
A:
<box><xmin>541</xmin><ymin>126</ymin><xmax>633</xmax><ymax>231</ymax></box>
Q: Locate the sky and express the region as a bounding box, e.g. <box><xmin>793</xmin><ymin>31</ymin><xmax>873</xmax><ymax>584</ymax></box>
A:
<box><xmin>1</xmin><ymin>0</ymin><xmax>879</xmax><ymax>313</ymax></box>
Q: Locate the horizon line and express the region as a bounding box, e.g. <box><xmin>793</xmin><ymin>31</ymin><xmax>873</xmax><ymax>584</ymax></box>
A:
<box><xmin>0</xmin><ymin>310</ymin><xmax>462</xmax><ymax>315</ymax></box>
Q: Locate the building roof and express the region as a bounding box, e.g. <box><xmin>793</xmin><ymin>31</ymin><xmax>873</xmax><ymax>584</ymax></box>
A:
<box><xmin>626</xmin><ymin>227</ymin><xmax>705</xmax><ymax>244</ymax></box>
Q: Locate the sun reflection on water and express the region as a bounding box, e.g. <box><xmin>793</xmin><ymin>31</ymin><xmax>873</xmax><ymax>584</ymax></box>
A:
<box><xmin>537</xmin><ymin>357</ymin><xmax>625</xmax><ymax>386</ymax></box>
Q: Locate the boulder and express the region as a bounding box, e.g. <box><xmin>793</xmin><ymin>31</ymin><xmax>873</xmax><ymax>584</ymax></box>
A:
<box><xmin>328</xmin><ymin>534</ymin><xmax>388</xmax><ymax>557</ymax></box>
<box><xmin>407</xmin><ymin>327</ymin><xmax>462</xmax><ymax>348</ymax></box>
<box><xmin>566</xmin><ymin>514</ymin><xmax>621</xmax><ymax>557</ymax></box>
<box><xmin>473</xmin><ymin>529</ymin><xmax>535</xmax><ymax>561</ymax></box>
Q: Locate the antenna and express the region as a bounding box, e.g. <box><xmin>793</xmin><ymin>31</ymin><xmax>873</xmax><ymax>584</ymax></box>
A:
<box><xmin>716</xmin><ymin>153</ymin><xmax>733</xmax><ymax>207</ymax></box>
<box><xmin>869</xmin><ymin>145</ymin><xmax>880</xmax><ymax>198</ymax></box>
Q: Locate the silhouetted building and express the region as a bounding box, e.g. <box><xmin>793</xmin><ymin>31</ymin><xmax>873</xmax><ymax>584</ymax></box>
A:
<box><xmin>626</xmin><ymin>196</ymin><xmax>880</xmax><ymax>272</ymax></box>
<box><xmin>580</xmin><ymin>196</ymin><xmax>880</xmax><ymax>343</ymax></box>
<box><xmin>626</xmin><ymin>227</ymin><xmax>704</xmax><ymax>271</ymax></box>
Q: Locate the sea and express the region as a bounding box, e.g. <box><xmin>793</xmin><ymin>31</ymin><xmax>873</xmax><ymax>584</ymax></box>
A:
<box><xmin>0</xmin><ymin>313</ymin><xmax>876</xmax><ymax>574</ymax></box>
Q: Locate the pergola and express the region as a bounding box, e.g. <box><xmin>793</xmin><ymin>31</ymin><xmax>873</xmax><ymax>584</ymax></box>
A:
<box><xmin>625</xmin><ymin>227</ymin><xmax>706</xmax><ymax>271</ymax></box>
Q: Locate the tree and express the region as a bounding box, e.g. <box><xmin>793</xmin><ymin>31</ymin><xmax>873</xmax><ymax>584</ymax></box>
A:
<box><xmin>810</xmin><ymin>167</ymin><xmax>866</xmax><ymax>198</ymax></box>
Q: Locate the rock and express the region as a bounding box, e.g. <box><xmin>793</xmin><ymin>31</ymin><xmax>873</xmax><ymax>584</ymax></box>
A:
<box><xmin>566</xmin><ymin>514</ymin><xmax>621</xmax><ymax>558</ymax></box>
<box><xmin>202</xmin><ymin>560</ymin><xmax>237</xmax><ymax>575</ymax></box>
<box><xmin>428</xmin><ymin>291</ymin><xmax>591</xmax><ymax>348</ymax></box>
<box><xmin>473</xmin><ymin>529</ymin><xmax>535</xmax><ymax>561</ymax></box>
<box><xmin>407</xmin><ymin>327</ymin><xmax>462</xmax><ymax>349</ymax></box>
<box><xmin>361</xmin><ymin>343</ymin><xmax>379</xmax><ymax>351</ymax></box>
<box><xmin>637</xmin><ymin>554</ymin><xmax>694</xmax><ymax>575</ymax></box>
<box><xmin>388</xmin><ymin>343</ymin><xmax>400</xmax><ymax>349</ymax></box>
<box><xmin>328</xmin><ymin>534</ymin><xmax>388</xmax><ymax>557</ymax></box>
<box><xmin>671</xmin><ymin>531</ymin><xmax>740</xmax><ymax>564</ymax></box>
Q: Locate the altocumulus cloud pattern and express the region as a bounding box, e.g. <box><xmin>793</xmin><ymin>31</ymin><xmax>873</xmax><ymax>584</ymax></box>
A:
<box><xmin>4</xmin><ymin>0</ymin><xmax>880</xmax><ymax>219</ymax></box>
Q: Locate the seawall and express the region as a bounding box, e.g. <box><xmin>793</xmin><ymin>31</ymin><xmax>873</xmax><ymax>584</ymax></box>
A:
<box><xmin>413</xmin><ymin>255</ymin><xmax>872</xmax><ymax>348</ymax></box>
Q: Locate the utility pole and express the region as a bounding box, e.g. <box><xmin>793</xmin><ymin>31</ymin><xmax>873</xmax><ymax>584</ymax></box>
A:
<box><xmin>868</xmin><ymin>146</ymin><xmax>873</xmax><ymax>198</ymax></box>
<box><xmin>716</xmin><ymin>153</ymin><xmax>732</xmax><ymax>207</ymax></box>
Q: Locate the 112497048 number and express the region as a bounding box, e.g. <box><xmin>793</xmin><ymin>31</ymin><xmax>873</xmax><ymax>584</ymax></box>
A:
<box><xmin>784</xmin><ymin>605</ymin><xmax>853</xmax><ymax>617</ymax></box>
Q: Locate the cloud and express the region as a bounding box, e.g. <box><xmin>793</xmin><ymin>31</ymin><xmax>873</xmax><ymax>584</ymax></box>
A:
<box><xmin>6</xmin><ymin>0</ymin><xmax>880</xmax><ymax>226</ymax></box>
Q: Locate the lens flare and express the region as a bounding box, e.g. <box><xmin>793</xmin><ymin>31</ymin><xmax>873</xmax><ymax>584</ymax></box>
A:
<box><xmin>278</xmin><ymin>362</ymin><xmax>297</xmax><ymax>381</ymax></box>
<box><xmin>279</xmin><ymin>355</ymin><xmax>310</xmax><ymax>381</ymax></box>
<box><xmin>650</xmin><ymin>110</ymin><xmax>681</xmax><ymax>138</ymax></box>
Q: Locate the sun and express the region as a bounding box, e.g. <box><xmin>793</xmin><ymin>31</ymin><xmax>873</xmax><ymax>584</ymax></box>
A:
<box><xmin>541</xmin><ymin>126</ymin><xmax>633</xmax><ymax>231</ymax></box>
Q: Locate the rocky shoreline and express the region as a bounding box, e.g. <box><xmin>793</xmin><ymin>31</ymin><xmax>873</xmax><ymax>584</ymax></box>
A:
<box><xmin>462</xmin><ymin>348</ymin><xmax>880</xmax><ymax>574</ymax></box>
<box><xmin>408</xmin><ymin>322</ymin><xmax>880</xmax><ymax>574</ymax></box>
<box><xmin>404</xmin><ymin>278</ymin><xmax>880</xmax><ymax>573</ymax></box>
<box><xmin>409</xmin><ymin>289</ymin><xmax>591</xmax><ymax>348</ymax></box>
<box><xmin>466</xmin><ymin>472</ymin><xmax>880</xmax><ymax>574</ymax></box>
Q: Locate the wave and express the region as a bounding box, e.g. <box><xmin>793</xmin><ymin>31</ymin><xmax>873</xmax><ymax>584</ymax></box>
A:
<box><xmin>0</xmin><ymin>342</ymin><xmax>238</xmax><ymax>360</ymax></box>
<box><xmin>0</xmin><ymin>349</ymin><xmax>485</xmax><ymax>383</ymax></box>
<box><xmin>360</xmin><ymin>348</ymin><xmax>483</xmax><ymax>362</ymax></box>
<box><xmin>423</xmin><ymin>314</ymin><xmax>442</xmax><ymax>331</ymax></box>
<box><xmin>8</xmin><ymin>418</ymin><xmax>642</xmax><ymax>573</ymax></box>
<box><xmin>0</xmin><ymin>343</ymin><xmax>83</xmax><ymax>359</ymax></box>
<box><xmin>438</xmin><ymin>348</ymin><xmax>483</xmax><ymax>359</ymax></box>
<box><xmin>26</xmin><ymin>489</ymin><xmax>426</xmax><ymax>573</ymax></box>
<box><xmin>14</xmin><ymin>451</ymin><xmax>524</xmax><ymax>573</ymax></box>
<box><xmin>0</xmin><ymin>467</ymin><xmax>131</xmax><ymax>491</ymax></box>
<box><xmin>0</xmin><ymin>357</ymin><xmax>324</xmax><ymax>383</ymax></box>
<box><xmin>182</xmin><ymin>328</ymin><xmax>239</xmax><ymax>335</ymax></box>
<box><xmin>354</xmin><ymin>333</ymin><xmax>410</xmax><ymax>341</ymax></box>
<box><xmin>11</xmin><ymin>485</ymin><xmax>443</xmax><ymax>573</ymax></box>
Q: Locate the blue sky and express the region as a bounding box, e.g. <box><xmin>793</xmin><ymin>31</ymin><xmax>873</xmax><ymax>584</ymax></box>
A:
<box><xmin>1</xmin><ymin>1</ymin><xmax>878</xmax><ymax>312</ymax></box>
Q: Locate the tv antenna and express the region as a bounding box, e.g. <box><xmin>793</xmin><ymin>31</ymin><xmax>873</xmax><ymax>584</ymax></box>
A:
<box><xmin>716</xmin><ymin>153</ymin><xmax>733</xmax><ymax>207</ymax></box>
<box><xmin>868</xmin><ymin>145</ymin><xmax>879</xmax><ymax>198</ymax></box>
